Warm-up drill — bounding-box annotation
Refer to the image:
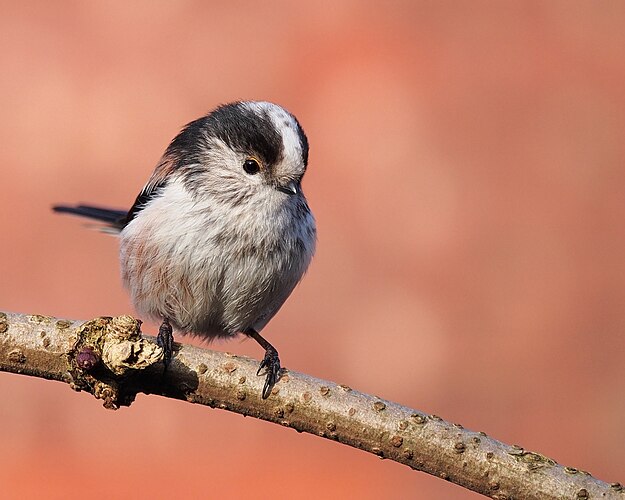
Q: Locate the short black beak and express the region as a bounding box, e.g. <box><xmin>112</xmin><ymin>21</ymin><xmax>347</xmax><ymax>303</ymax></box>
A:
<box><xmin>277</xmin><ymin>181</ymin><xmax>299</xmax><ymax>195</ymax></box>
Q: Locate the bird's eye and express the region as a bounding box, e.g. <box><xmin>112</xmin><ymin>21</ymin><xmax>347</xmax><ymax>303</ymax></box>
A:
<box><xmin>243</xmin><ymin>158</ymin><xmax>261</xmax><ymax>175</ymax></box>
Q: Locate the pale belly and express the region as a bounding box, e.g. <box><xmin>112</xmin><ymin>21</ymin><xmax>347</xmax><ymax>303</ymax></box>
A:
<box><xmin>120</xmin><ymin>211</ymin><xmax>313</xmax><ymax>339</ymax></box>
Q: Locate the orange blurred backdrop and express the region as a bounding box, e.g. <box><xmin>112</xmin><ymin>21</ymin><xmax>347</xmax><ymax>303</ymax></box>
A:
<box><xmin>1</xmin><ymin>1</ymin><xmax>624</xmax><ymax>498</ymax></box>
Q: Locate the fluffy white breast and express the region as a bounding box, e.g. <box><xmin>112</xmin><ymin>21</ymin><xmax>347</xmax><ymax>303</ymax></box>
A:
<box><xmin>119</xmin><ymin>175</ymin><xmax>315</xmax><ymax>338</ymax></box>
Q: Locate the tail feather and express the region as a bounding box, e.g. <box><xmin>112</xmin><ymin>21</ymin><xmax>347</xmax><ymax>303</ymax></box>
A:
<box><xmin>53</xmin><ymin>204</ymin><xmax>128</xmax><ymax>231</ymax></box>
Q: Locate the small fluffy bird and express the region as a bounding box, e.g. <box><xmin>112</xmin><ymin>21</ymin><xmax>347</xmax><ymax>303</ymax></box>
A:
<box><xmin>54</xmin><ymin>101</ymin><xmax>316</xmax><ymax>399</ymax></box>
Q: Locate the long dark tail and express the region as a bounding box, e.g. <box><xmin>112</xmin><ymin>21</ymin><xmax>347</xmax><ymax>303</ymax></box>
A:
<box><xmin>52</xmin><ymin>204</ymin><xmax>129</xmax><ymax>232</ymax></box>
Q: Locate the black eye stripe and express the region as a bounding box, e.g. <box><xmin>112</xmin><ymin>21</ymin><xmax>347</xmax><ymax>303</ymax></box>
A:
<box><xmin>160</xmin><ymin>102</ymin><xmax>308</xmax><ymax>184</ymax></box>
<box><xmin>206</xmin><ymin>104</ymin><xmax>284</xmax><ymax>167</ymax></box>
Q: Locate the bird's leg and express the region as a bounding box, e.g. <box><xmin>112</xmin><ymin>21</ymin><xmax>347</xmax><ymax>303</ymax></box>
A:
<box><xmin>157</xmin><ymin>317</ymin><xmax>174</xmax><ymax>368</ymax></box>
<box><xmin>245</xmin><ymin>328</ymin><xmax>281</xmax><ymax>399</ymax></box>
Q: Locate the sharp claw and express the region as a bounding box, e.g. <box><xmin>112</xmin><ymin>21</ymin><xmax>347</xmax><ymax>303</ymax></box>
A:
<box><xmin>157</xmin><ymin>319</ymin><xmax>174</xmax><ymax>369</ymax></box>
<box><xmin>262</xmin><ymin>377</ymin><xmax>273</xmax><ymax>399</ymax></box>
<box><xmin>257</xmin><ymin>348</ymin><xmax>280</xmax><ymax>399</ymax></box>
<box><xmin>262</xmin><ymin>380</ymin><xmax>270</xmax><ymax>399</ymax></box>
<box><xmin>245</xmin><ymin>330</ymin><xmax>282</xmax><ymax>399</ymax></box>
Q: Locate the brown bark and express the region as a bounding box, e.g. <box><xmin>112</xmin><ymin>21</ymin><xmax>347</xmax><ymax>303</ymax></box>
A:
<box><xmin>0</xmin><ymin>311</ymin><xmax>622</xmax><ymax>499</ymax></box>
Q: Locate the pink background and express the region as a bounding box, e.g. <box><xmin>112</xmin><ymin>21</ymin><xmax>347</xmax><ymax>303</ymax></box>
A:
<box><xmin>1</xmin><ymin>2</ymin><xmax>624</xmax><ymax>498</ymax></box>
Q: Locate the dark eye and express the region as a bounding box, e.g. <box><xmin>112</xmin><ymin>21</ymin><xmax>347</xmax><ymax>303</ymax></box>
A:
<box><xmin>243</xmin><ymin>158</ymin><xmax>261</xmax><ymax>175</ymax></box>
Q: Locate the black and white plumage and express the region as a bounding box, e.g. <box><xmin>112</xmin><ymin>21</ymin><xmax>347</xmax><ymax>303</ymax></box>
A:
<box><xmin>54</xmin><ymin>101</ymin><xmax>316</xmax><ymax>398</ymax></box>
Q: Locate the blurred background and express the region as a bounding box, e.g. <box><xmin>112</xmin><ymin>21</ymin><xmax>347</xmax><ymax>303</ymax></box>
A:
<box><xmin>1</xmin><ymin>1</ymin><xmax>624</xmax><ymax>498</ymax></box>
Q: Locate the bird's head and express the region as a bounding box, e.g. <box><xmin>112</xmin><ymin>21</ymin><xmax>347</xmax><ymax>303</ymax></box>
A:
<box><xmin>164</xmin><ymin>101</ymin><xmax>309</xmax><ymax>204</ymax></box>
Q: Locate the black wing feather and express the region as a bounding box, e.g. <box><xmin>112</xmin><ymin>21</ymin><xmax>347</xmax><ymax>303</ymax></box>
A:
<box><xmin>124</xmin><ymin>180</ymin><xmax>167</xmax><ymax>225</ymax></box>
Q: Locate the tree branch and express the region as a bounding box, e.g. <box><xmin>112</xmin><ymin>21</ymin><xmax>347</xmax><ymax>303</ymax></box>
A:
<box><xmin>0</xmin><ymin>311</ymin><xmax>621</xmax><ymax>498</ymax></box>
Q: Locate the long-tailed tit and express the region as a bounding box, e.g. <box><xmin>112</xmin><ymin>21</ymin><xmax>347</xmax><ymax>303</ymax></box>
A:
<box><xmin>54</xmin><ymin>101</ymin><xmax>316</xmax><ymax>399</ymax></box>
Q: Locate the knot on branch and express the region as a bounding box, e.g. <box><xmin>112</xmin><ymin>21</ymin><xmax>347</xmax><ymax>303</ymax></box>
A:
<box><xmin>68</xmin><ymin>315</ymin><xmax>163</xmax><ymax>409</ymax></box>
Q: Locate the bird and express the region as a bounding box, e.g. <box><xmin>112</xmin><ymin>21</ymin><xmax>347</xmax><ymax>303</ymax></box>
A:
<box><xmin>53</xmin><ymin>101</ymin><xmax>316</xmax><ymax>399</ymax></box>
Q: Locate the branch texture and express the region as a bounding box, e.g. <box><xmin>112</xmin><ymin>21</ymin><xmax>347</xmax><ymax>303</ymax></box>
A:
<box><xmin>0</xmin><ymin>311</ymin><xmax>622</xmax><ymax>499</ymax></box>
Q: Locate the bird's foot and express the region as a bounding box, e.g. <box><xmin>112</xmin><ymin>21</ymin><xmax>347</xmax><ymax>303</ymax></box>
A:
<box><xmin>244</xmin><ymin>328</ymin><xmax>282</xmax><ymax>399</ymax></box>
<box><xmin>257</xmin><ymin>346</ymin><xmax>281</xmax><ymax>399</ymax></box>
<box><xmin>157</xmin><ymin>318</ymin><xmax>174</xmax><ymax>369</ymax></box>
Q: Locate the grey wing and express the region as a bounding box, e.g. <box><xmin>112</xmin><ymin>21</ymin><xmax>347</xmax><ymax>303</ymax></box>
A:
<box><xmin>124</xmin><ymin>154</ymin><xmax>175</xmax><ymax>226</ymax></box>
